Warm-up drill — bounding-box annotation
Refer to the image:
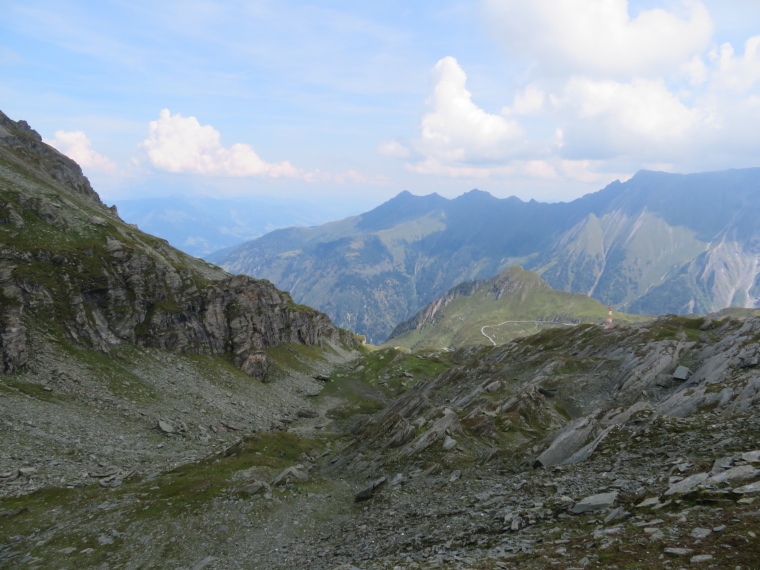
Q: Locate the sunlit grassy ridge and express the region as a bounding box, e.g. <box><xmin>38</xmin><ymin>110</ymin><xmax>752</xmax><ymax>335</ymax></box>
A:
<box><xmin>386</xmin><ymin>266</ymin><xmax>650</xmax><ymax>351</ymax></box>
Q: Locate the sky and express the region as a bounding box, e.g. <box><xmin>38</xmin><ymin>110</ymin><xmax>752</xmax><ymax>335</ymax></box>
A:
<box><xmin>3</xmin><ymin>0</ymin><xmax>760</xmax><ymax>209</ymax></box>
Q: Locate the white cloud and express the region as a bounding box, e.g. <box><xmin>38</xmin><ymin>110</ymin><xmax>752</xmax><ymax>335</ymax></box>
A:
<box><xmin>140</xmin><ymin>109</ymin><xmax>299</xmax><ymax>178</ymax></box>
<box><xmin>560</xmin><ymin>160</ymin><xmax>631</xmax><ymax>184</ymax></box>
<box><xmin>554</xmin><ymin>77</ymin><xmax>703</xmax><ymax>160</ymax></box>
<box><xmin>484</xmin><ymin>0</ymin><xmax>713</xmax><ymax>79</ymax></box>
<box><xmin>376</xmin><ymin>140</ymin><xmax>411</xmax><ymax>158</ymax></box>
<box><xmin>407</xmin><ymin>56</ymin><xmax>526</xmax><ymax>166</ymax></box>
<box><xmin>406</xmin><ymin>157</ymin><xmax>561</xmax><ymax>181</ymax></box>
<box><xmin>504</xmin><ymin>85</ymin><xmax>546</xmax><ymax>116</ymax></box>
<box><xmin>712</xmin><ymin>36</ymin><xmax>760</xmax><ymax>92</ymax></box>
<box><xmin>45</xmin><ymin>130</ymin><xmax>117</xmax><ymax>171</ymax></box>
<box><xmin>683</xmin><ymin>55</ymin><xmax>709</xmax><ymax>86</ymax></box>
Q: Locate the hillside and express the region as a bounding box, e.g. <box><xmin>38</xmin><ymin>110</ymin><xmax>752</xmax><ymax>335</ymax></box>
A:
<box><xmin>4</xmin><ymin>307</ymin><xmax>760</xmax><ymax>568</ymax></box>
<box><xmin>212</xmin><ymin>169</ymin><xmax>760</xmax><ymax>343</ymax></box>
<box><xmin>0</xmin><ymin>109</ymin><xmax>359</xmax><ymax>498</ymax></box>
<box><xmin>386</xmin><ymin>265</ymin><xmax>650</xmax><ymax>350</ymax></box>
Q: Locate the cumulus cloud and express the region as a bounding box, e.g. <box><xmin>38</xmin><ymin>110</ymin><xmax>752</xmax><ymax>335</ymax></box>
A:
<box><xmin>484</xmin><ymin>0</ymin><xmax>713</xmax><ymax>79</ymax></box>
<box><xmin>414</xmin><ymin>57</ymin><xmax>525</xmax><ymax>163</ymax></box>
<box><xmin>140</xmin><ymin>109</ymin><xmax>299</xmax><ymax>178</ymax></box>
<box><xmin>379</xmin><ymin>2</ymin><xmax>760</xmax><ymax>194</ymax></box>
<box><xmin>385</xmin><ymin>56</ymin><xmax>528</xmax><ymax>175</ymax></box>
<box><xmin>553</xmin><ymin>77</ymin><xmax>704</xmax><ymax>159</ymax></box>
<box><xmin>45</xmin><ymin>130</ymin><xmax>117</xmax><ymax>171</ymax></box>
<box><xmin>711</xmin><ymin>36</ymin><xmax>760</xmax><ymax>92</ymax></box>
<box><xmin>504</xmin><ymin>85</ymin><xmax>546</xmax><ymax>116</ymax></box>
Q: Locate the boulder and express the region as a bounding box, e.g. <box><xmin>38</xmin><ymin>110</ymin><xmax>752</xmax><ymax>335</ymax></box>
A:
<box><xmin>673</xmin><ymin>366</ymin><xmax>691</xmax><ymax>381</ymax></box>
<box><xmin>355</xmin><ymin>476</ymin><xmax>387</xmax><ymax>502</ymax></box>
<box><xmin>271</xmin><ymin>465</ymin><xmax>308</xmax><ymax>486</ymax></box>
<box><xmin>733</xmin><ymin>481</ymin><xmax>760</xmax><ymax>494</ymax></box>
<box><xmin>664</xmin><ymin>472</ymin><xmax>708</xmax><ymax>496</ymax></box>
<box><xmin>535</xmin><ymin>415</ymin><xmax>599</xmax><ymax>468</ymax></box>
<box><xmin>741</xmin><ymin>450</ymin><xmax>760</xmax><ymax>463</ymax></box>
<box><xmin>709</xmin><ymin>465</ymin><xmax>759</xmax><ymax>485</ymax></box>
<box><xmin>571</xmin><ymin>491</ymin><xmax>617</xmax><ymax>514</ymax></box>
<box><xmin>442</xmin><ymin>435</ymin><xmax>457</xmax><ymax>451</ymax></box>
<box><xmin>240</xmin><ymin>481</ymin><xmax>270</xmax><ymax>495</ymax></box>
<box><xmin>297</xmin><ymin>408</ymin><xmax>319</xmax><ymax>419</ymax></box>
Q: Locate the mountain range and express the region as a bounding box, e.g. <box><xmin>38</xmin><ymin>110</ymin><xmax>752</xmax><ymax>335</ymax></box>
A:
<box><xmin>112</xmin><ymin>195</ymin><xmax>367</xmax><ymax>258</ymax></box>
<box><xmin>3</xmin><ymin>110</ymin><xmax>760</xmax><ymax>569</ymax></box>
<box><xmin>212</xmin><ymin>169</ymin><xmax>760</xmax><ymax>343</ymax></box>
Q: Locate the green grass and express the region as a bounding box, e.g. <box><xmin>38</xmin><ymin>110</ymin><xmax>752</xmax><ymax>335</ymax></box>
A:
<box><xmin>386</xmin><ymin>266</ymin><xmax>651</xmax><ymax>351</ymax></box>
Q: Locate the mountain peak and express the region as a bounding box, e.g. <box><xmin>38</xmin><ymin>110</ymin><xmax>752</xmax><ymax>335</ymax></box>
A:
<box><xmin>455</xmin><ymin>189</ymin><xmax>497</xmax><ymax>202</ymax></box>
<box><xmin>357</xmin><ymin>190</ymin><xmax>447</xmax><ymax>231</ymax></box>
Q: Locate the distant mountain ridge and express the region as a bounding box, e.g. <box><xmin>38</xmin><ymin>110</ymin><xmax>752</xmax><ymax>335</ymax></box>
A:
<box><xmin>212</xmin><ymin>168</ymin><xmax>760</xmax><ymax>344</ymax></box>
<box><xmin>113</xmin><ymin>195</ymin><xmax>365</xmax><ymax>258</ymax></box>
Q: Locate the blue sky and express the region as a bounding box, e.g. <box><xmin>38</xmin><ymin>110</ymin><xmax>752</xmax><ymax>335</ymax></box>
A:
<box><xmin>3</xmin><ymin>0</ymin><xmax>760</xmax><ymax>208</ymax></box>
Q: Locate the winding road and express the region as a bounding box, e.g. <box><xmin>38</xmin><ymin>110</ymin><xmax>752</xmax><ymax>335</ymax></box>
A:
<box><xmin>480</xmin><ymin>320</ymin><xmax>578</xmax><ymax>345</ymax></box>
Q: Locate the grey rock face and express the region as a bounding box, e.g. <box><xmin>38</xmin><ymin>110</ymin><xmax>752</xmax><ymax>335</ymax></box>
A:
<box><xmin>0</xmin><ymin>110</ymin><xmax>356</xmax><ymax>379</ymax></box>
<box><xmin>535</xmin><ymin>415</ymin><xmax>600</xmax><ymax>468</ymax></box>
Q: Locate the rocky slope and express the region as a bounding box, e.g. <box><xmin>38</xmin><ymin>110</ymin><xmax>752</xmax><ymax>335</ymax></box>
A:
<box><xmin>0</xmin><ymin>110</ymin><xmax>356</xmax><ymax>380</ymax></box>
<box><xmin>387</xmin><ymin>265</ymin><xmax>649</xmax><ymax>350</ymax></box>
<box><xmin>212</xmin><ymin>169</ymin><xmax>760</xmax><ymax>343</ymax></box>
<box><xmin>0</xmin><ymin>109</ymin><xmax>359</xmax><ymax>507</ymax></box>
<box><xmin>3</xmin><ymin>311</ymin><xmax>760</xmax><ymax>568</ymax></box>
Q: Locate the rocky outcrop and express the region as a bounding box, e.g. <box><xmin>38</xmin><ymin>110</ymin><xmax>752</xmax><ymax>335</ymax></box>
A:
<box><xmin>0</xmin><ymin>110</ymin><xmax>103</xmax><ymax>206</ymax></box>
<box><xmin>0</xmin><ymin>110</ymin><xmax>356</xmax><ymax>378</ymax></box>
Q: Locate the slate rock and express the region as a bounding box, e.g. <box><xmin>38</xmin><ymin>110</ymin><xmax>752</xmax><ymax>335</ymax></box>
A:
<box><xmin>571</xmin><ymin>491</ymin><xmax>617</xmax><ymax>514</ymax></box>
<box><xmin>673</xmin><ymin>366</ymin><xmax>691</xmax><ymax>381</ymax></box>
<box><xmin>240</xmin><ymin>481</ymin><xmax>269</xmax><ymax>495</ymax></box>
<box><xmin>664</xmin><ymin>547</ymin><xmax>693</xmax><ymax>557</ymax></box>
<box><xmin>733</xmin><ymin>481</ymin><xmax>760</xmax><ymax>494</ymax></box>
<box><xmin>741</xmin><ymin>450</ymin><xmax>760</xmax><ymax>463</ymax></box>
<box><xmin>271</xmin><ymin>465</ymin><xmax>308</xmax><ymax>486</ymax></box>
<box><xmin>535</xmin><ymin>415</ymin><xmax>599</xmax><ymax>468</ymax></box>
<box><xmin>711</xmin><ymin>456</ymin><xmax>733</xmax><ymax>474</ymax></box>
<box><xmin>297</xmin><ymin>408</ymin><xmax>319</xmax><ymax>419</ymax></box>
<box><xmin>709</xmin><ymin>464</ymin><xmax>759</xmax><ymax>484</ymax></box>
<box><xmin>355</xmin><ymin>476</ymin><xmax>387</xmax><ymax>502</ymax></box>
<box><xmin>663</xmin><ymin>472</ymin><xmax>708</xmax><ymax>496</ymax></box>
<box><xmin>636</xmin><ymin>497</ymin><xmax>662</xmax><ymax>508</ymax></box>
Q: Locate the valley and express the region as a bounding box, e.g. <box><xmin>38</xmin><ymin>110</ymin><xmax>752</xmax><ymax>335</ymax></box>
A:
<box><xmin>2</xmin><ymin>110</ymin><xmax>760</xmax><ymax>570</ymax></box>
